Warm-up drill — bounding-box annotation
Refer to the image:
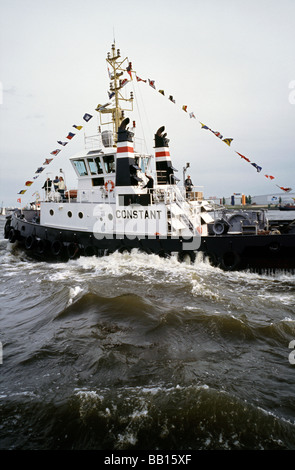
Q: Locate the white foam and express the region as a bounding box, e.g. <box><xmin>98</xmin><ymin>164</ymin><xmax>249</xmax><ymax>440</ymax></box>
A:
<box><xmin>67</xmin><ymin>286</ymin><xmax>83</xmax><ymax>305</ymax></box>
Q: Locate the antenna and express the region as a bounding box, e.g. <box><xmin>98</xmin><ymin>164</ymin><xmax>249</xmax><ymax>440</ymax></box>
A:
<box><xmin>96</xmin><ymin>43</ymin><xmax>134</xmax><ymax>145</ymax></box>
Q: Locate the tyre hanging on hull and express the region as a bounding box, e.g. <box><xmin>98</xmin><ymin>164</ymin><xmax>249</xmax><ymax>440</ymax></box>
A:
<box><xmin>8</xmin><ymin>228</ymin><xmax>17</xmax><ymax>243</ymax></box>
<box><xmin>25</xmin><ymin>235</ymin><xmax>35</xmax><ymax>250</ymax></box>
<box><xmin>84</xmin><ymin>245</ymin><xmax>97</xmax><ymax>257</ymax></box>
<box><xmin>206</xmin><ymin>251</ymin><xmax>217</xmax><ymax>267</ymax></box>
<box><xmin>67</xmin><ymin>242</ymin><xmax>80</xmax><ymax>259</ymax></box>
<box><xmin>4</xmin><ymin>221</ymin><xmax>11</xmax><ymax>239</ymax></box>
<box><xmin>178</xmin><ymin>251</ymin><xmax>196</xmax><ymax>264</ymax></box>
<box><xmin>51</xmin><ymin>240</ymin><xmax>63</xmax><ymax>257</ymax></box>
<box><xmin>118</xmin><ymin>246</ymin><xmax>131</xmax><ymax>254</ymax></box>
<box><xmin>37</xmin><ymin>239</ymin><xmax>48</xmax><ymax>255</ymax></box>
<box><xmin>220</xmin><ymin>251</ymin><xmax>241</xmax><ymax>271</ymax></box>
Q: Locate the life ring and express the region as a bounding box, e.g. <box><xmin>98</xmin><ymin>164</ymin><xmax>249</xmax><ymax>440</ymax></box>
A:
<box><xmin>105</xmin><ymin>180</ymin><xmax>115</xmax><ymax>192</ymax></box>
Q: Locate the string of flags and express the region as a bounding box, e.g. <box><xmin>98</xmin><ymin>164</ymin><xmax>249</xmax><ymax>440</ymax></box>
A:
<box><xmin>134</xmin><ymin>71</ymin><xmax>292</xmax><ymax>193</ymax></box>
<box><xmin>17</xmin><ymin>60</ymin><xmax>292</xmax><ymax>200</ymax></box>
<box><xmin>17</xmin><ymin>61</ymin><xmax>137</xmax><ymax>201</ymax></box>
<box><xmin>17</xmin><ymin>113</ymin><xmax>93</xmax><ymax>199</ymax></box>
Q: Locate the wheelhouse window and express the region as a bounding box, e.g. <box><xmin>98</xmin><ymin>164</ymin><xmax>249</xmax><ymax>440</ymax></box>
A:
<box><xmin>87</xmin><ymin>157</ymin><xmax>104</xmax><ymax>175</ymax></box>
<box><xmin>103</xmin><ymin>155</ymin><xmax>115</xmax><ymax>173</ymax></box>
<box><xmin>140</xmin><ymin>156</ymin><xmax>149</xmax><ymax>173</ymax></box>
<box><xmin>73</xmin><ymin>159</ymin><xmax>88</xmax><ymax>176</ymax></box>
<box><xmin>95</xmin><ymin>157</ymin><xmax>103</xmax><ymax>174</ymax></box>
<box><xmin>88</xmin><ymin>159</ymin><xmax>97</xmax><ymax>175</ymax></box>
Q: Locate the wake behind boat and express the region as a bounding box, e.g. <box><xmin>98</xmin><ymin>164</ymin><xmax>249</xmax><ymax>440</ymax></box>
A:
<box><xmin>4</xmin><ymin>44</ymin><xmax>295</xmax><ymax>272</ymax></box>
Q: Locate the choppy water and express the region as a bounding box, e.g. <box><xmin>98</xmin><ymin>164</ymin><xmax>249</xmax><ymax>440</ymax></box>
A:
<box><xmin>0</xmin><ymin>215</ymin><xmax>295</xmax><ymax>450</ymax></box>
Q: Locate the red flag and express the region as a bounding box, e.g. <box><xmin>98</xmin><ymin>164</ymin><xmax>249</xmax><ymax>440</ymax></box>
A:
<box><xmin>148</xmin><ymin>79</ymin><xmax>156</xmax><ymax>89</ymax></box>
<box><xmin>236</xmin><ymin>151</ymin><xmax>251</xmax><ymax>163</ymax></box>
<box><xmin>276</xmin><ymin>185</ymin><xmax>292</xmax><ymax>192</ymax></box>
<box><xmin>126</xmin><ymin>62</ymin><xmax>132</xmax><ymax>78</ymax></box>
<box><xmin>136</xmin><ymin>75</ymin><xmax>146</xmax><ymax>83</ymax></box>
<box><xmin>43</xmin><ymin>158</ymin><xmax>53</xmax><ymax>165</ymax></box>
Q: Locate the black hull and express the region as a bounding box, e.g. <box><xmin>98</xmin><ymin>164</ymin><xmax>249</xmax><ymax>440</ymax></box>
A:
<box><xmin>201</xmin><ymin>233</ymin><xmax>295</xmax><ymax>272</ymax></box>
<box><xmin>4</xmin><ymin>212</ymin><xmax>295</xmax><ymax>272</ymax></box>
<box><xmin>4</xmin><ymin>212</ymin><xmax>196</xmax><ymax>262</ymax></box>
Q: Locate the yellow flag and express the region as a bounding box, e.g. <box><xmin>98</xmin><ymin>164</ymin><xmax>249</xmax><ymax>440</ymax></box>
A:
<box><xmin>223</xmin><ymin>138</ymin><xmax>233</xmax><ymax>146</ymax></box>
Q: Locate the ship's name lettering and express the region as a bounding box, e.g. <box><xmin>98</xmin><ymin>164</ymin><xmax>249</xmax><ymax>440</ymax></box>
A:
<box><xmin>116</xmin><ymin>209</ymin><xmax>161</xmax><ymax>219</ymax></box>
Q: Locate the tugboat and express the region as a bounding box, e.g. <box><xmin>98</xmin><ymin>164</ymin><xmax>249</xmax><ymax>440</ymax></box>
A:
<box><xmin>4</xmin><ymin>44</ymin><xmax>295</xmax><ymax>272</ymax></box>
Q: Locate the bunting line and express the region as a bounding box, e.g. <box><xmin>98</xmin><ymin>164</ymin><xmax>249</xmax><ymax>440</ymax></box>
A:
<box><xmin>17</xmin><ymin>61</ymin><xmax>292</xmax><ymax>201</ymax></box>
<box><xmin>131</xmin><ymin>67</ymin><xmax>292</xmax><ymax>193</ymax></box>
<box><xmin>17</xmin><ymin>112</ymin><xmax>93</xmax><ymax>198</ymax></box>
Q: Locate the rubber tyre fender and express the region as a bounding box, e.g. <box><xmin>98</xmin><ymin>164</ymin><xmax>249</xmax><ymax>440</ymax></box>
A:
<box><xmin>67</xmin><ymin>242</ymin><xmax>80</xmax><ymax>259</ymax></box>
<box><xmin>178</xmin><ymin>251</ymin><xmax>196</xmax><ymax>263</ymax></box>
<box><xmin>118</xmin><ymin>246</ymin><xmax>131</xmax><ymax>254</ymax></box>
<box><xmin>220</xmin><ymin>251</ymin><xmax>241</xmax><ymax>271</ymax></box>
<box><xmin>25</xmin><ymin>235</ymin><xmax>35</xmax><ymax>250</ymax></box>
<box><xmin>8</xmin><ymin>228</ymin><xmax>16</xmax><ymax>243</ymax></box>
<box><xmin>51</xmin><ymin>240</ymin><xmax>63</xmax><ymax>256</ymax></box>
<box><xmin>84</xmin><ymin>245</ymin><xmax>97</xmax><ymax>257</ymax></box>
<box><xmin>206</xmin><ymin>252</ymin><xmax>217</xmax><ymax>267</ymax></box>
<box><xmin>269</xmin><ymin>241</ymin><xmax>280</xmax><ymax>252</ymax></box>
<box><xmin>37</xmin><ymin>239</ymin><xmax>47</xmax><ymax>254</ymax></box>
<box><xmin>4</xmin><ymin>222</ymin><xmax>11</xmax><ymax>239</ymax></box>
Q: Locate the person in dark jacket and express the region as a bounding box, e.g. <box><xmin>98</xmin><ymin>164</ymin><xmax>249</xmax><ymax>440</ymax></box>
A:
<box><xmin>185</xmin><ymin>175</ymin><xmax>193</xmax><ymax>198</ymax></box>
<box><xmin>143</xmin><ymin>174</ymin><xmax>154</xmax><ymax>190</ymax></box>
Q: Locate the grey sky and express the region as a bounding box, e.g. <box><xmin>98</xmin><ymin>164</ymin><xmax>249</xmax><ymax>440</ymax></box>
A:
<box><xmin>0</xmin><ymin>0</ymin><xmax>294</xmax><ymax>206</ymax></box>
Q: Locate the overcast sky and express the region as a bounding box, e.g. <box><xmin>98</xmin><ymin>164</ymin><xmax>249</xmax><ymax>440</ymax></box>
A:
<box><xmin>0</xmin><ymin>0</ymin><xmax>294</xmax><ymax>206</ymax></box>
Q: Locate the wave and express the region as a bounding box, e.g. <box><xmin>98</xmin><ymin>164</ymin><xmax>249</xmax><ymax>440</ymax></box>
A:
<box><xmin>1</xmin><ymin>383</ymin><xmax>294</xmax><ymax>450</ymax></box>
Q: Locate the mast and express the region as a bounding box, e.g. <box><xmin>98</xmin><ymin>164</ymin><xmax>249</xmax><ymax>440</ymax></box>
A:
<box><xmin>96</xmin><ymin>43</ymin><xmax>134</xmax><ymax>145</ymax></box>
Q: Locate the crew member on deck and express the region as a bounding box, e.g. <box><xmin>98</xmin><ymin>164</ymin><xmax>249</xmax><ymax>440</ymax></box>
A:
<box><xmin>143</xmin><ymin>173</ymin><xmax>154</xmax><ymax>201</ymax></box>
<box><xmin>143</xmin><ymin>174</ymin><xmax>154</xmax><ymax>190</ymax></box>
<box><xmin>53</xmin><ymin>176</ymin><xmax>59</xmax><ymax>191</ymax></box>
<box><xmin>185</xmin><ymin>175</ymin><xmax>193</xmax><ymax>198</ymax></box>
<box><xmin>58</xmin><ymin>176</ymin><xmax>65</xmax><ymax>200</ymax></box>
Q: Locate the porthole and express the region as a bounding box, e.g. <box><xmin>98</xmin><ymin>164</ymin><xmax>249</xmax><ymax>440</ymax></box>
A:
<box><xmin>67</xmin><ymin>211</ymin><xmax>72</xmax><ymax>218</ymax></box>
<box><xmin>49</xmin><ymin>209</ymin><xmax>54</xmax><ymax>216</ymax></box>
<box><xmin>78</xmin><ymin>212</ymin><xmax>83</xmax><ymax>219</ymax></box>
